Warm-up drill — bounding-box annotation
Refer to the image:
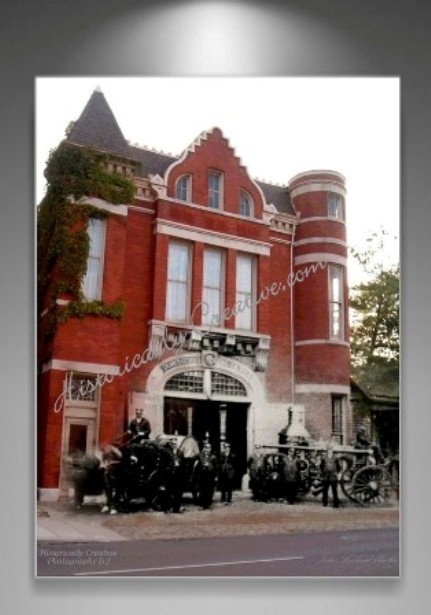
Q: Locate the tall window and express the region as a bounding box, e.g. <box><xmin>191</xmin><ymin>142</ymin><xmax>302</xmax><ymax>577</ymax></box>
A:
<box><xmin>82</xmin><ymin>218</ymin><xmax>105</xmax><ymax>300</ymax></box>
<box><xmin>166</xmin><ymin>242</ymin><xmax>190</xmax><ymax>323</ymax></box>
<box><xmin>239</xmin><ymin>190</ymin><xmax>253</xmax><ymax>217</ymax></box>
<box><xmin>236</xmin><ymin>254</ymin><xmax>254</xmax><ymax>331</ymax></box>
<box><xmin>329</xmin><ymin>265</ymin><xmax>344</xmax><ymax>339</ymax></box>
<box><xmin>175</xmin><ymin>175</ymin><xmax>190</xmax><ymax>201</ymax></box>
<box><xmin>327</xmin><ymin>193</ymin><xmax>344</xmax><ymax>219</ymax></box>
<box><xmin>202</xmin><ymin>248</ymin><xmax>223</xmax><ymax>326</ymax></box>
<box><xmin>331</xmin><ymin>395</ymin><xmax>344</xmax><ymax>444</ymax></box>
<box><xmin>208</xmin><ymin>170</ymin><xmax>222</xmax><ymax>209</ymax></box>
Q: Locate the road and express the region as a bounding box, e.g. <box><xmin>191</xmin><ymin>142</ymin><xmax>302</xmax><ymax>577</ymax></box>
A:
<box><xmin>37</xmin><ymin>527</ymin><xmax>399</xmax><ymax>577</ymax></box>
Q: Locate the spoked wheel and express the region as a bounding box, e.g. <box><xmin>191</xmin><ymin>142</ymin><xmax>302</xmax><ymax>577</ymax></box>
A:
<box><xmin>338</xmin><ymin>456</ymin><xmax>357</xmax><ymax>502</ymax></box>
<box><xmin>351</xmin><ymin>465</ymin><xmax>393</xmax><ymax>506</ymax></box>
<box><xmin>147</xmin><ymin>471</ymin><xmax>173</xmax><ymax>512</ymax></box>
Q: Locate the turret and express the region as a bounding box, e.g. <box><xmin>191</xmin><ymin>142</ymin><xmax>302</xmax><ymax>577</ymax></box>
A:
<box><xmin>288</xmin><ymin>170</ymin><xmax>351</xmax><ymax>442</ymax></box>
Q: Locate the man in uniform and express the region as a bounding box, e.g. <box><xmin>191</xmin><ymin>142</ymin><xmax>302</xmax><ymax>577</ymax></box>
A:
<box><xmin>100</xmin><ymin>444</ymin><xmax>123</xmax><ymax>515</ymax></box>
<box><xmin>283</xmin><ymin>448</ymin><xmax>301</xmax><ymax>504</ymax></box>
<box><xmin>355</xmin><ymin>425</ymin><xmax>384</xmax><ymax>464</ymax></box>
<box><xmin>320</xmin><ymin>445</ymin><xmax>341</xmax><ymax>508</ymax></box>
<box><xmin>194</xmin><ymin>442</ymin><xmax>218</xmax><ymax>510</ymax></box>
<box><xmin>127</xmin><ymin>408</ymin><xmax>151</xmax><ymax>441</ymax></box>
<box><xmin>218</xmin><ymin>442</ymin><xmax>236</xmax><ymax>504</ymax></box>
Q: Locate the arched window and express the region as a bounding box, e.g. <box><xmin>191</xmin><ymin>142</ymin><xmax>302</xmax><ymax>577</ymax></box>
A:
<box><xmin>239</xmin><ymin>190</ymin><xmax>253</xmax><ymax>217</ymax></box>
<box><xmin>165</xmin><ymin>371</ymin><xmax>204</xmax><ymax>393</ymax></box>
<box><xmin>175</xmin><ymin>174</ymin><xmax>191</xmax><ymax>201</ymax></box>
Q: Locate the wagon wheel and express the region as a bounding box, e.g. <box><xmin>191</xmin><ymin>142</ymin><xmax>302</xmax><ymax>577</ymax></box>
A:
<box><xmin>338</xmin><ymin>456</ymin><xmax>357</xmax><ymax>502</ymax></box>
<box><xmin>146</xmin><ymin>470</ymin><xmax>173</xmax><ymax>512</ymax></box>
<box><xmin>350</xmin><ymin>465</ymin><xmax>393</xmax><ymax>506</ymax></box>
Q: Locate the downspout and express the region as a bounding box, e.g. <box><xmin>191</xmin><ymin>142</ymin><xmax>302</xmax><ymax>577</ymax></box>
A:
<box><xmin>290</xmin><ymin>221</ymin><xmax>296</xmax><ymax>406</ymax></box>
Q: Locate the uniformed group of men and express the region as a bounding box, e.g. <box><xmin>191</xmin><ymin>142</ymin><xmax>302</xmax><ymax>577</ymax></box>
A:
<box><xmin>193</xmin><ymin>440</ymin><xmax>237</xmax><ymax>509</ymax></box>
<box><xmin>126</xmin><ymin>409</ymin><xmax>238</xmax><ymax>511</ymax></box>
<box><xmin>71</xmin><ymin>408</ymin><xmax>380</xmax><ymax>513</ymax></box>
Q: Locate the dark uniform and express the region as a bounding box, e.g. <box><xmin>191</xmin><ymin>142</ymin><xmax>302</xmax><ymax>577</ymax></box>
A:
<box><xmin>355</xmin><ymin>426</ymin><xmax>384</xmax><ymax>464</ymax></box>
<box><xmin>283</xmin><ymin>451</ymin><xmax>300</xmax><ymax>504</ymax></box>
<box><xmin>320</xmin><ymin>450</ymin><xmax>341</xmax><ymax>508</ymax></box>
<box><xmin>127</xmin><ymin>409</ymin><xmax>151</xmax><ymax>440</ymax></box>
<box><xmin>101</xmin><ymin>445</ymin><xmax>123</xmax><ymax>514</ymax></box>
<box><xmin>194</xmin><ymin>444</ymin><xmax>218</xmax><ymax>510</ymax></box>
<box><xmin>167</xmin><ymin>443</ymin><xmax>185</xmax><ymax>513</ymax></box>
<box><xmin>218</xmin><ymin>444</ymin><xmax>236</xmax><ymax>504</ymax></box>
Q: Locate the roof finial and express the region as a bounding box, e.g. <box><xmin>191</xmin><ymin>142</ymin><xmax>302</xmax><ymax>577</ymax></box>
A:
<box><xmin>95</xmin><ymin>84</ymin><xmax>103</xmax><ymax>93</ymax></box>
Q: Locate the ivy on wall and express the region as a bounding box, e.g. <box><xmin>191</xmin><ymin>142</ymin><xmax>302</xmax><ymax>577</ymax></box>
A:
<box><xmin>37</xmin><ymin>142</ymin><xmax>135</xmax><ymax>339</ymax></box>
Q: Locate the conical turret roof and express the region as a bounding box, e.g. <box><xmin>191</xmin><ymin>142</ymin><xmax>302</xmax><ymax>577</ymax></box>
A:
<box><xmin>67</xmin><ymin>88</ymin><xmax>131</xmax><ymax>158</ymax></box>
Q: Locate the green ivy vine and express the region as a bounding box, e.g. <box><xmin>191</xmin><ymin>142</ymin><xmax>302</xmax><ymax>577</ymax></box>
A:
<box><xmin>37</xmin><ymin>142</ymin><xmax>135</xmax><ymax>339</ymax></box>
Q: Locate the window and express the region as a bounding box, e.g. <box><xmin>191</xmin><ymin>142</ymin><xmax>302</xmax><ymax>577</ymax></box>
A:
<box><xmin>208</xmin><ymin>170</ymin><xmax>223</xmax><ymax>209</ymax></box>
<box><xmin>211</xmin><ymin>372</ymin><xmax>247</xmax><ymax>396</ymax></box>
<box><xmin>235</xmin><ymin>254</ymin><xmax>254</xmax><ymax>331</ymax></box>
<box><xmin>202</xmin><ymin>249</ymin><xmax>223</xmax><ymax>326</ymax></box>
<box><xmin>331</xmin><ymin>395</ymin><xmax>344</xmax><ymax>444</ymax></box>
<box><xmin>327</xmin><ymin>193</ymin><xmax>344</xmax><ymax>219</ymax></box>
<box><xmin>175</xmin><ymin>175</ymin><xmax>190</xmax><ymax>201</ymax></box>
<box><xmin>165</xmin><ymin>371</ymin><xmax>204</xmax><ymax>393</ymax></box>
<box><xmin>66</xmin><ymin>373</ymin><xmax>97</xmax><ymax>402</ymax></box>
<box><xmin>166</xmin><ymin>242</ymin><xmax>190</xmax><ymax>323</ymax></box>
<box><xmin>329</xmin><ymin>265</ymin><xmax>344</xmax><ymax>339</ymax></box>
<box><xmin>239</xmin><ymin>190</ymin><xmax>253</xmax><ymax>217</ymax></box>
<box><xmin>82</xmin><ymin>218</ymin><xmax>105</xmax><ymax>300</ymax></box>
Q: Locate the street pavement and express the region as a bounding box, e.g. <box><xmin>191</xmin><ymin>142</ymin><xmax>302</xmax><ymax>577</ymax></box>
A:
<box><xmin>37</xmin><ymin>528</ymin><xmax>399</xmax><ymax>577</ymax></box>
<box><xmin>37</xmin><ymin>490</ymin><xmax>399</xmax><ymax>543</ymax></box>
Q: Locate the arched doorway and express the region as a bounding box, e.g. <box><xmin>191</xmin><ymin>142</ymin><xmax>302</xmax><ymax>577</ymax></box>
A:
<box><xmin>163</xmin><ymin>369</ymin><xmax>250</xmax><ymax>487</ymax></box>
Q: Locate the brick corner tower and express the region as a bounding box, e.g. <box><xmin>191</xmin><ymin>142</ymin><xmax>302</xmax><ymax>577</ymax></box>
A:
<box><xmin>288</xmin><ymin>170</ymin><xmax>351</xmax><ymax>443</ymax></box>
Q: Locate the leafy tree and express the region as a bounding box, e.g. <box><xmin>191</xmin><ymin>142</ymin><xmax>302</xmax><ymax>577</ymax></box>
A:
<box><xmin>349</xmin><ymin>229</ymin><xmax>399</xmax><ymax>368</ymax></box>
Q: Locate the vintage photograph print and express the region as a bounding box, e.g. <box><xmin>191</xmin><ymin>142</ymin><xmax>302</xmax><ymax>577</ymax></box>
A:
<box><xmin>36</xmin><ymin>77</ymin><xmax>399</xmax><ymax>578</ymax></box>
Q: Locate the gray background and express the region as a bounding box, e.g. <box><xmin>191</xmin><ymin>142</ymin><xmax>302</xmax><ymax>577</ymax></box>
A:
<box><xmin>1</xmin><ymin>0</ymin><xmax>429</xmax><ymax>611</ymax></box>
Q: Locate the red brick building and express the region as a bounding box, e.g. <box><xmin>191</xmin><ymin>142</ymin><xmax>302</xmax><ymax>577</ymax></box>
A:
<box><xmin>37</xmin><ymin>88</ymin><xmax>351</xmax><ymax>499</ymax></box>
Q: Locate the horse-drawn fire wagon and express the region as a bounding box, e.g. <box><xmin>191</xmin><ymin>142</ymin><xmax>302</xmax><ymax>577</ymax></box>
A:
<box><xmin>64</xmin><ymin>433</ymin><xmax>204</xmax><ymax>513</ymax></box>
<box><xmin>248</xmin><ymin>441</ymin><xmax>398</xmax><ymax>506</ymax></box>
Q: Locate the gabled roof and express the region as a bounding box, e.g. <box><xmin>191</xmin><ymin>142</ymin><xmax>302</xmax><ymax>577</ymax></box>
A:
<box><xmin>66</xmin><ymin>88</ymin><xmax>296</xmax><ymax>215</ymax></box>
<box><xmin>350</xmin><ymin>378</ymin><xmax>399</xmax><ymax>414</ymax></box>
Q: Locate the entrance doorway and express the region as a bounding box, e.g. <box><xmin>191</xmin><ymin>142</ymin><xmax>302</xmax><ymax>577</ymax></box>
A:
<box><xmin>59</xmin><ymin>414</ymin><xmax>97</xmax><ymax>496</ymax></box>
<box><xmin>164</xmin><ymin>397</ymin><xmax>248</xmax><ymax>487</ymax></box>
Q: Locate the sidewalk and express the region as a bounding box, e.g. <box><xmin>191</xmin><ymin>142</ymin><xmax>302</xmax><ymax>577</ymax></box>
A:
<box><xmin>37</xmin><ymin>501</ymin><xmax>127</xmax><ymax>542</ymax></box>
<box><xmin>37</xmin><ymin>491</ymin><xmax>399</xmax><ymax>543</ymax></box>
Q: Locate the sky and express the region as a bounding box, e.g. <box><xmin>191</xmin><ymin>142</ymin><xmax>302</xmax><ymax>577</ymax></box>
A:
<box><xmin>35</xmin><ymin>77</ymin><xmax>399</xmax><ymax>286</ymax></box>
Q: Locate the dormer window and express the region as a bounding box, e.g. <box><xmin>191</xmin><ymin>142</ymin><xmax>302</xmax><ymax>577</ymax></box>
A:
<box><xmin>175</xmin><ymin>174</ymin><xmax>191</xmax><ymax>201</ymax></box>
<box><xmin>208</xmin><ymin>170</ymin><xmax>223</xmax><ymax>209</ymax></box>
<box><xmin>327</xmin><ymin>193</ymin><xmax>344</xmax><ymax>219</ymax></box>
<box><xmin>240</xmin><ymin>190</ymin><xmax>253</xmax><ymax>217</ymax></box>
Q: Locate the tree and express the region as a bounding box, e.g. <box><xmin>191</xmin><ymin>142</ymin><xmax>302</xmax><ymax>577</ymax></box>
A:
<box><xmin>349</xmin><ymin>229</ymin><xmax>399</xmax><ymax>369</ymax></box>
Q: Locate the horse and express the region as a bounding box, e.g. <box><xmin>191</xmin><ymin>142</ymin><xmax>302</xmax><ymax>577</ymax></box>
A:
<box><xmin>104</xmin><ymin>438</ymin><xmax>177</xmax><ymax>513</ymax></box>
<box><xmin>64</xmin><ymin>450</ymin><xmax>106</xmax><ymax>509</ymax></box>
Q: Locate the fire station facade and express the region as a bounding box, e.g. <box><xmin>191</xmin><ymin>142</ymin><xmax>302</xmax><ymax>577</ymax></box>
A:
<box><xmin>37</xmin><ymin>89</ymin><xmax>351</xmax><ymax>499</ymax></box>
